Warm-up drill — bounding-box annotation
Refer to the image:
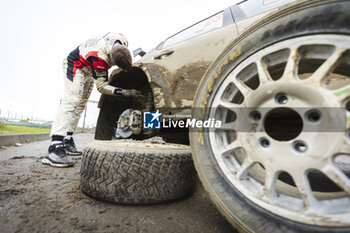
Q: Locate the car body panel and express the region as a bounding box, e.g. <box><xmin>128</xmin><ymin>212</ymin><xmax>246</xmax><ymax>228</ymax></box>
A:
<box><xmin>139</xmin><ymin>23</ymin><xmax>238</xmax><ymax>110</ymax></box>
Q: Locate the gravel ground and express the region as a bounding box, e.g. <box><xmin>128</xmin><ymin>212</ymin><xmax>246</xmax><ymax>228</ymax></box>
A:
<box><xmin>0</xmin><ymin>133</ymin><xmax>236</xmax><ymax>233</ymax></box>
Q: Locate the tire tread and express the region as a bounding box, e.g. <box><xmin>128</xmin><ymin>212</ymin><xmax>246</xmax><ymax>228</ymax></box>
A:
<box><xmin>80</xmin><ymin>141</ymin><xmax>196</xmax><ymax>204</ymax></box>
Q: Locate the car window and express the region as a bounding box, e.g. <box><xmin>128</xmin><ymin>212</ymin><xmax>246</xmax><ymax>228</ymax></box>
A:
<box><xmin>162</xmin><ymin>11</ymin><xmax>225</xmax><ymax>48</ymax></box>
<box><xmin>231</xmin><ymin>0</ymin><xmax>296</xmax><ymax>22</ymax></box>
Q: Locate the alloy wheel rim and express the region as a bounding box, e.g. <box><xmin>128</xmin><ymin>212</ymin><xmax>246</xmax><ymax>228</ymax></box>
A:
<box><xmin>208</xmin><ymin>35</ymin><xmax>350</xmax><ymax>226</ymax></box>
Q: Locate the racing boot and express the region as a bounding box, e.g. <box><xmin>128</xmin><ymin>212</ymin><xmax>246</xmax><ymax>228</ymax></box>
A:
<box><xmin>42</xmin><ymin>143</ymin><xmax>74</xmax><ymax>167</ymax></box>
<box><xmin>63</xmin><ymin>137</ymin><xmax>82</xmax><ymax>155</ymax></box>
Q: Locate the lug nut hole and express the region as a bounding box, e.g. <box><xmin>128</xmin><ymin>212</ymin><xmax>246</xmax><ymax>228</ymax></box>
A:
<box><xmin>305</xmin><ymin>109</ymin><xmax>322</xmax><ymax>123</ymax></box>
<box><xmin>275</xmin><ymin>93</ymin><xmax>289</xmax><ymax>105</ymax></box>
<box><xmin>259</xmin><ymin>137</ymin><xmax>270</xmax><ymax>148</ymax></box>
<box><xmin>250</xmin><ymin>111</ymin><xmax>261</xmax><ymax>121</ymax></box>
<box><xmin>293</xmin><ymin>140</ymin><xmax>308</xmax><ymax>153</ymax></box>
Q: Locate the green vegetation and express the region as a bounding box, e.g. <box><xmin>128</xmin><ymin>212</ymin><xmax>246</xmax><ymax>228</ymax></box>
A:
<box><xmin>0</xmin><ymin>123</ymin><xmax>51</xmax><ymax>135</ymax></box>
<box><xmin>0</xmin><ymin>121</ymin><xmax>6</xmax><ymax>130</ymax></box>
<box><xmin>0</xmin><ymin>121</ymin><xmax>95</xmax><ymax>135</ymax></box>
<box><xmin>76</xmin><ymin>128</ymin><xmax>96</xmax><ymax>133</ymax></box>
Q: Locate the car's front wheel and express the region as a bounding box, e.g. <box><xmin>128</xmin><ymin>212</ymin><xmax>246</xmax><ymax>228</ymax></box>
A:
<box><xmin>190</xmin><ymin>0</ymin><xmax>350</xmax><ymax>232</ymax></box>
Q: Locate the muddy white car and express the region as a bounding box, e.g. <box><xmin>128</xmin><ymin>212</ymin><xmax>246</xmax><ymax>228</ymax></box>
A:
<box><xmin>84</xmin><ymin>0</ymin><xmax>350</xmax><ymax>232</ymax></box>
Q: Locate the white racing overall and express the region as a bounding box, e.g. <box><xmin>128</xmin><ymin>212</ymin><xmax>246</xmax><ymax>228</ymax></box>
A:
<box><xmin>51</xmin><ymin>32</ymin><xmax>128</xmax><ymax>136</ymax></box>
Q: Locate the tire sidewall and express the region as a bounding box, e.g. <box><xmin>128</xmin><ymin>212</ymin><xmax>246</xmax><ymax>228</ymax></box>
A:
<box><xmin>190</xmin><ymin>1</ymin><xmax>350</xmax><ymax>232</ymax></box>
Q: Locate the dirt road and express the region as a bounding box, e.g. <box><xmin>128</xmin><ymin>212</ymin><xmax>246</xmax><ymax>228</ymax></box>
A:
<box><xmin>0</xmin><ymin>133</ymin><xmax>235</xmax><ymax>233</ymax></box>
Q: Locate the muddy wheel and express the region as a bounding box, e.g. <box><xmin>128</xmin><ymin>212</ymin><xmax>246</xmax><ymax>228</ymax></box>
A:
<box><xmin>95</xmin><ymin>90</ymin><xmax>153</xmax><ymax>140</ymax></box>
<box><xmin>80</xmin><ymin>140</ymin><xmax>196</xmax><ymax>204</ymax></box>
<box><xmin>190</xmin><ymin>0</ymin><xmax>350</xmax><ymax>232</ymax></box>
<box><xmin>94</xmin><ymin>96</ymin><xmax>127</xmax><ymax>140</ymax></box>
<box><xmin>95</xmin><ymin>67</ymin><xmax>154</xmax><ymax>140</ymax></box>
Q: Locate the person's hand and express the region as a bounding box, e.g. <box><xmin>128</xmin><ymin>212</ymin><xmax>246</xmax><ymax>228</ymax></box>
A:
<box><xmin>122</xmin><ymin>89</ymin><xmax>142</xmax><ymax>98</ymax></box>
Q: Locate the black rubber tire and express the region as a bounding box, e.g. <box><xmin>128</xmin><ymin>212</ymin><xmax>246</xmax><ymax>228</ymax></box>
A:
<box><xmin>95</xmin><ymin>91</ymin><xmax>154</xmax><ymax>140</ymax></box>
<box><xmin>94</xmin><ymin>95</ymin><xmax>131</xmax><ymax>140</ymax></box>
<box><xmin>190</xmin><ymin>0</ymin><xmax>350</xmax><ymax>232</ymax></box>
<box><xmin>80</xmin><ymin>140</ymin><xmax>196</xmax><ymax>204</ymax></box>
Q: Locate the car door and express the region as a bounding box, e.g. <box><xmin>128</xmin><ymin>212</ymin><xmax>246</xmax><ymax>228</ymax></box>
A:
<box><xmin>147</xmin><ymin>8</ymin><xmax>238</xmax><ymax>109</ymax></box>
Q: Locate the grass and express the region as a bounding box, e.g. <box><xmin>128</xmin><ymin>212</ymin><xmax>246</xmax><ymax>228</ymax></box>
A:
<box><xmin>0</xmin><ymin>122</ymin><xmax>95</xmax><ymax>135</ymax></box>
<box><xmin>0</xmin><ymin>124</ymin><xmax>51</xmax><ymax>135</ymax></box>
<box><xmin>76</xmin><ymin>128</ymin><xmax>96</xmax><ymax>133</ymax></box>
<box><xmin>0</xmin><ymin>121</ymin><xmax>6</xmax><ymax>130</ymax></box>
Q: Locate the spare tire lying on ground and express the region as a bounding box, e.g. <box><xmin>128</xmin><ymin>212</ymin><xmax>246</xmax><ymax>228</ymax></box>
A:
<box><xmin>80</xmin><ymin>140</ymin><xmax>196</xmax><ymax>204</ymax></box>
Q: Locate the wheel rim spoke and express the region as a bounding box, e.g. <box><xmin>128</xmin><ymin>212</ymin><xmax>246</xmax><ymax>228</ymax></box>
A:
<box><xmin>306</xmin><ymin>49</ymin><xmax>344</xmax><ymax>87</ymax></box>
<box><xmin>218</xmin><ymin>140</ymin><xmax>241</xmax><ymax>155</ymax></box>
<box><xmin>217</xmin><ymin>101</ymin><xmax>241</xmax><ymax>110</ymax></box>
<box><xmin>218</xmin><ymin>121</ymin><xmax>238</xmax><ymax>130</ymax></box>
<box><xmin>256</xmin><ymin>59</ymin><xmax>272</xmax><ymax>84</ymax></box>
<box><xmin>293</xmin><ymin>173</ymin><xmax>317</xmax><ymax>209</ymax></box>
<box><xmin>338</xmin><ymin>136</ymin><xmax>350</xmax><ymax>154</ymax></box>
<box><xmin>322</xmin><ymin>164</ymin><xmax>350</xmax><ymax>194</ymax></box>
<box><xmin>281</xmin><ymin>47</ymin><xmax>299</xmax><ymax>81</ymax></box>
<box><xmin>232</xmin><ymin>78</ymin><xmax>251</xmax><ymax>99</ymax></box>
<box><xmin>236</xmin><ymin>159</ymin><xmax>254</xmax><ymax>179</ymax></box>
<box><xmin>264</xmin><ymin>170</ymin><xmax>278</xmax><ymax>199</ymax></box>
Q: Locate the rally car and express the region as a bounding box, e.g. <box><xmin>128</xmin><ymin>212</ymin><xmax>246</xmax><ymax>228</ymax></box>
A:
<box><xmin>92</xmin><ymin>0</ymin><xmax>350</xmax><ymax>232</ymax></box>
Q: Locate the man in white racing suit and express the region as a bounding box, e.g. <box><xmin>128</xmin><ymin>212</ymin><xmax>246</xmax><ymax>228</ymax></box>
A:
<box><xmin>42</xmin><ymin>32</ymin><xmax>139</xmax><ymax>167</ymax></box>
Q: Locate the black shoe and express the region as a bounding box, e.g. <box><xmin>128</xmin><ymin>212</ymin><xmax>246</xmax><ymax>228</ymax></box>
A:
<box><xmin>63</xmin><ymin>138</ymin><xmax>82</xmax><ymax>156</ymax></box>
<box><xmin>42</xmin><ymin>144</ymin><xmax>74</xmax><ymax>167</ymax></box>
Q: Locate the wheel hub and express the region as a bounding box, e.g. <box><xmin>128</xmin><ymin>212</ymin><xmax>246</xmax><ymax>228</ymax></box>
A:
<box><xmin>264</xmin><ymin>107</ymin><xmax>303</xmax><ymax>141</ymax></box>
<box><xmin>120</xmin><ymin>117</ymin><xmax>130</xmax><ymax>130</ymax></box>
<box><xmin>239</xmin><ymin>81</ymin><xmax>343</xmax><ymax>171</ymax></box>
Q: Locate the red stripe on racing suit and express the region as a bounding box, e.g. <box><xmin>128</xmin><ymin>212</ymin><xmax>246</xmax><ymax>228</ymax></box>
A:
<box><xmin>72</xmin><ymin>51</ymin><xmax>110</xmax><ymax>81</ymax></box>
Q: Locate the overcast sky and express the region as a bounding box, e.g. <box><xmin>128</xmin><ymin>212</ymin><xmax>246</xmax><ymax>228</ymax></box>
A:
<box><xmin>0</xmin><ymin>0</ymin><xmax>236</xmax><ymax>127</ymax></box>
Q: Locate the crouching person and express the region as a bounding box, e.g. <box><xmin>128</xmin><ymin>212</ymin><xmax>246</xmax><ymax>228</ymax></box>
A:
<box><xmin>42</xmin><ymin>32</ymin><xmax>140</xmax><ymax>167</ymax></box>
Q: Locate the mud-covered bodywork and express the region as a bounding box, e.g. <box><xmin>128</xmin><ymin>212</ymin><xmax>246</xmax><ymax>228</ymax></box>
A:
<box><xmin>102</xmin><ymin>0</ymin><xmax>295</xmax><ymax>116</ymax></box>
